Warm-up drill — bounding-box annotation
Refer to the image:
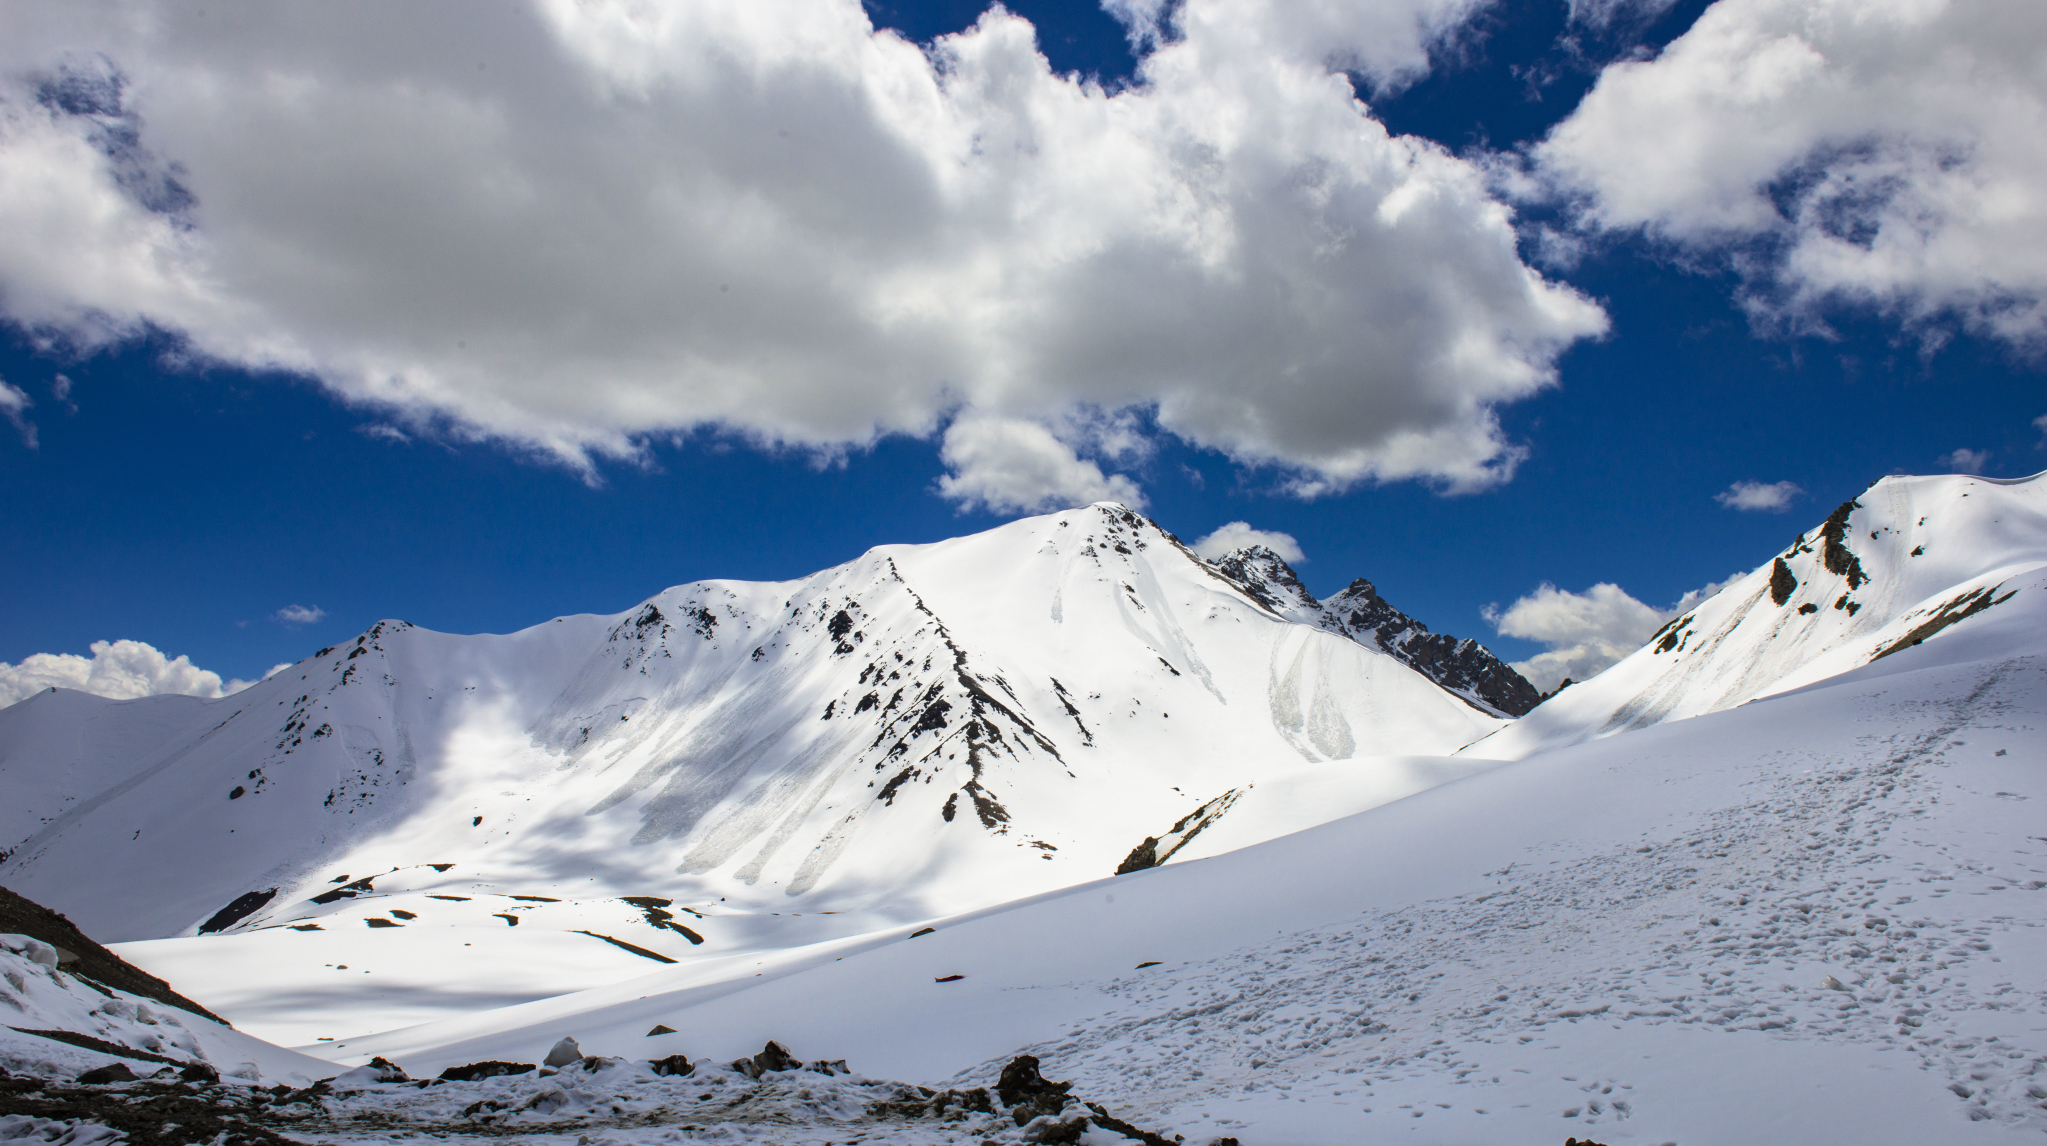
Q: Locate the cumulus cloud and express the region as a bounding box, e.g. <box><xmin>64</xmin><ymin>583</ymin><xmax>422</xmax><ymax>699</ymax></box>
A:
<box><xmin>272</xmin><ymin>604</ymin><xmax>326</xmax><ymax>625</ymax></box>
<box><xmin>1537</xmin><ymin>0</ymin><xmax>2047</xmax><ymax>346</ymax></box>
<box><xmin>0</xmin><ymin>0</ymin><xmax>1603</xmax><ymax>511</ymax></box>
<box><xmin>934</xmin><ymin>415</ymin><xmax>1144</xmax><ymax>513</ymax></box>
<box><xmin>1190</xmin><ymin>521</ymin><xmax>1306</xmax><ymax>563</ymax></box>
<box><xmin>1714</xmin><ymin>479</ymin><xmax>1803</xmax><ymax>512</ymax></box>
<box><xmin>0</xmin><ymin>639</ymin><xmax>284</xmax><ymax>709</ymax></box>
<box><xmin>0</xmin><ymin>380</ymin><xmax>35</xmax><ymax>447</ymax></box>
<box><xmin>1487</xmin><ymin>574</ymin><xmax>1743</xmax><ymax>692</ymax></box>
<box><xmin>1937</xmin><ymin>447</ymin><xmax>1989</xmax><ymax>475</ymax></box>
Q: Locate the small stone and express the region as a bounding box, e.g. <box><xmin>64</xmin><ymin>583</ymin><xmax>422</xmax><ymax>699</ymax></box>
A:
<box><xmin>543</xmin><ymin>1036</ymin><xmax>583</xmax><ymax>1067</ymax></box>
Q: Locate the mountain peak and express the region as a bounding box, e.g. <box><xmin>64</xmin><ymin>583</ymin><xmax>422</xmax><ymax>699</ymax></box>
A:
<box><xmin>1204</xmin><ymin>546</ymin><xmax>1539</xmax><ymax>716</ymax></box>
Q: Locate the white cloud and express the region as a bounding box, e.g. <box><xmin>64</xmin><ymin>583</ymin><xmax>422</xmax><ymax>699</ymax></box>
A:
<box><xmin>272</xmin><ymin>604</ymin><xmax>326</xmax><ymax>625</ymax></box>
<box><xmin>1714</xmin><ymin>478</ymin><xmax>1803</xmax><ymax>512</ymax></box>
<box><xmin>0</xmin><ymin>0</ymin><xmax>1604</xmax><ymax>512</ymax></box>
<box><xmin>1487</xmin><ymin>574</ymin><xmax>1743</xmax><ymax>692</ymax></box>
<box><xmin>1938</xmin><ymin>447</ymin><xmax>1990</xmax><ymax>475</ymax></box>
<box><xmin>1190</xmin><ymin>521</ymin><xmax>1306</xmax><ymax>563</ymax></box>
<box><xmin>1537</xmin><ymin>0</ymin><xmax>2047</xmax><ymax>346</ymax></box>
<box><xmin>934</xmin><ymin>414</ymin><xmax>1145</xmax><ymax>514</ymax></box>
<box><xmin>0</xmin><ymin>639</ymin><xmax>281</xmax><ymax>709</ymax></box>
<box><xmin>0</xmin><ymin>380</ymin><xmax>35</xmax><ymax>447</ymax></box>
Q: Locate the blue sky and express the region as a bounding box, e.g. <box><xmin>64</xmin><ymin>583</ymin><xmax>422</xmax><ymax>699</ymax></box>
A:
<box><xmin>2</xmin><ymin>0</ymin><xmax>2043</xmax><ymax>695</ymax></box>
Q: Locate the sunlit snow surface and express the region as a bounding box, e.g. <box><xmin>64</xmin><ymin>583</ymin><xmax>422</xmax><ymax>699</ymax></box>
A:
<box><xmin>252</xmin><ymin>574</ymin><xmax>2047</xmax><ymax>1145</ymax></box>
<box><xmin>1</xmin><ymin>503</ymin><xmax>1501</xmax><ymax>1045</ymax></box>
<box><xmin>5</xmin><ymin>478</ymin><xmax>2047</xmax><ymax>1143</ymax></box>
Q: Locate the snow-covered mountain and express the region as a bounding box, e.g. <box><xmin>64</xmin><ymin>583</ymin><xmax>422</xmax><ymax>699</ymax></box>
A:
<box><xmin>1469</xmin><ymin>471</ymin><xmax>2047</xmax><ymax>759</ymax></box>
<box><xmin>5</xmin><ymin>474</ymin><xmax>2046</xmax><ymax>1145</ymax></box>
<box><xmin>1208</xmin><ymin>545</ymin><xmax>1541</xmax><ymax>715</ymax></box>
<box><xmin>0</xmin><ymin>502</ymin><xmax>1502</xmax><ymax>1043</ymax></box>
<box><xmin>273</xmin><ymin>506</ymin><xmax>2047</xmax><ymax>1145</ymax></box>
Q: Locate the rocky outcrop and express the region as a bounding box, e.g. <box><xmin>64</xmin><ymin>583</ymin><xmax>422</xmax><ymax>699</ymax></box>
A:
<box><xmin>1208</xmin><ymin>548</ymin><xmax>1542</xmax><ymax>716</ymax></box>
<box><xmin>0</xmin><ymin>884</ymin><xmax>226</xmax><ymax>1024</ymax></box>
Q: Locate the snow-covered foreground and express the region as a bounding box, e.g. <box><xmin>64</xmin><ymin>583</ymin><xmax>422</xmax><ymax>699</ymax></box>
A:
<box><xmin>252</xmin><ymin>571</ymin><xmax>2047</xmax><ymax>1144</ymax></box>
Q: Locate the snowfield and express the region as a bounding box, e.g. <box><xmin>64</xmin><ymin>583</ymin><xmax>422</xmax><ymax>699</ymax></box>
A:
<box><xmin>1</xmin><ymin>474</ymin><xmax>2044</xmax><ymax>1144</ymax></box>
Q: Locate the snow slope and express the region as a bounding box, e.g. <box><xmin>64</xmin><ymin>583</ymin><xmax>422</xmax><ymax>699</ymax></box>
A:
<box><xmin>306</xmin><ymin>565</ymin><xmax>2047</xmax><ymax>1145</ymax></box>
<box><xmin>1468</xmin><ymin>471</ymin><xmax>2047</xmax><ymax>759</ymax></box>
<box><xmin>0</xmin><ymin>503</ymin><xmax>1501</xmax><ymax>1044</ymax></box>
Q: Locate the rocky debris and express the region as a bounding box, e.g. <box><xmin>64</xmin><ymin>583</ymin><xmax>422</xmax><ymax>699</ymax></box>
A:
<box><xmin>647</xmin><ymin>1054</ymin><xmax>693</xmax><ymax>1077</ymax></box>
<box><xmin>868</xmin><ymin>1082</ymin><xmax>995</xmax><ymax>1119</ymax></box>
<box><xmin>0</xmin><ymin>1071</ymin><xmax>297</xmax><ymax>1146</ymax></box>
<box><xmin>0</xmin><ymin>885</ymin><xmax>225</xmax><ymax>1025</ymax></box>
<box><xmin>730</xmin><ymin>1040</ymin><xmax>800</xmax><ymax>1078</ymax></box>
<box><xmin>541</xmin><ymin>1036</ymin><xmax>582</xmax><ymax>1067</ymax></box>
<box><xmin>996</xmin><ymin>1054</ymin><xmax>1073</xmax><ymax>1126</ymax></box>
<box><xmin>1207</xmin><ymin>548</ymin><xmax>1541</xmax><ymax>715</ymax></box>
<box><xmin>328</xmin><ymin>1056</ymin><xmax>408</xmax><ymax>1089</ymax></box>
<box><xmin>74</xmin><ymin>1064</ymin><xmax>137</xmax><ymax>1085</ymax></box>
<box><xmin>434</xmin><ymin>1060</ymin><xmax>533</xmax><ymax>1082</ymax></box>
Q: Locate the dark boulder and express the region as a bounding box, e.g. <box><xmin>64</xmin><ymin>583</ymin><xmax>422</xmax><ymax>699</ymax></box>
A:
<box><xmin>436</xmin><ymin>1060</ymin><xmax>534</xmax><ymax>1082</ymax></box>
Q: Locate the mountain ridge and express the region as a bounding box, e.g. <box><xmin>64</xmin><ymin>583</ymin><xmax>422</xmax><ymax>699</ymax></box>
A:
<box><xmin>1206</xmin><ymin>544</ymin><xmax>1540</xmax><ymax>715</ymax></box>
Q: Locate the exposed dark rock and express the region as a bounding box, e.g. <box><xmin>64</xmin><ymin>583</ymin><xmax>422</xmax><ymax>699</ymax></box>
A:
<box><xmin>0</xmin><ymin>884</ymin><xmax>226</xmax><ymax>1024</ymax></box>
<box><xmin>572</xmin><ymin>930</ymin><xmax>676</xmax><ymax>962</ymax></box>
<box><xmin>1770</xmin><ymin>557</ymin><xmax>1798</xmax><ymax>606</ymax></box>
<box><xmin>310</xmin><ymin>876</ymin><xmax>376</xmax><ymax>905</ymax></box>
<box><xmin>1085</xmin><ymin>1101</ymin><xmax>1180</xmax><ymax>1145</ymax></box>
<box><xmin>179</xmin><ymin>1062</ymin><xmax>219</xmax><ymax>1084</ymax></box>
<box><xmin>1114</xmin><ymin>789</ymin><xmax>1241</xmax><ymax>875</ymax></box>
<box><xmin>646</xmin><ymin>1024</ymin><xmax>677</xmax><ymax>1036</ymax></box>
<box><xmin>869</xmin><ymin>1083</ymin><xmax>993</xmax><ymax>1119</ymax></box>
<box><xmin>732</xmin><ymin>1040</ymin><xmax>802</xmax><ymax>1078</ymax></box>
<box><xmin>997</xmin><ymin>1055</ymin><xmax>1072</xmax><ymax>1126</ymax></box>
<box><xmin>77</xmin><ymin>1063</ymin><xmax>138</xmax><ymax>1084</ymax></box>
<box><xmin>648</xmin><ymin>1054</ymin><xmax>693</xmax><ymax>1077</ymax></box>
<box><xmin>1819</xmin><ymin>498</ymin><xmax>1869</xmax><ymax>589</ymax></box>
<box><xmin>1115</xmin><ymin>837</ymin><xmax>1160</xmax><ymax>875</ymax></box>
<box><xmin>0</xmin><ymin>1071</ymin><xmax>299</xmax><ymax>1145</ymax></box>
<box><xmin>11</xmin><ymin>1029</ymin><xmax>183</xmax><ymax>1066</ymax></box>
<box><xmin>1208</xmin><ymin>547</ymin><xmax>1541</xmax><ymax>715</ymax></box>
<box><xmin>435</xmin><ymin>1060</ymin><xmax>534</xmax><ymax>1082</ymax></box>
<box><xmin>1871</xmin><ymin>585</ymin><xmax>2015</xmax><ymax>662</ymax></box>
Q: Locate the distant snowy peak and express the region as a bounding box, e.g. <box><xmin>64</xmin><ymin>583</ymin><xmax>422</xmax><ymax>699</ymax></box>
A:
<box><xmin>1473</xmin><ymin>471</ymin><xmax>2047</xmax><ymax>758</ymax></box>
<box><xmin>1206</xmin><ymin>547</ymin><xmax>1540</xmax><ymax>716</ymax></box>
